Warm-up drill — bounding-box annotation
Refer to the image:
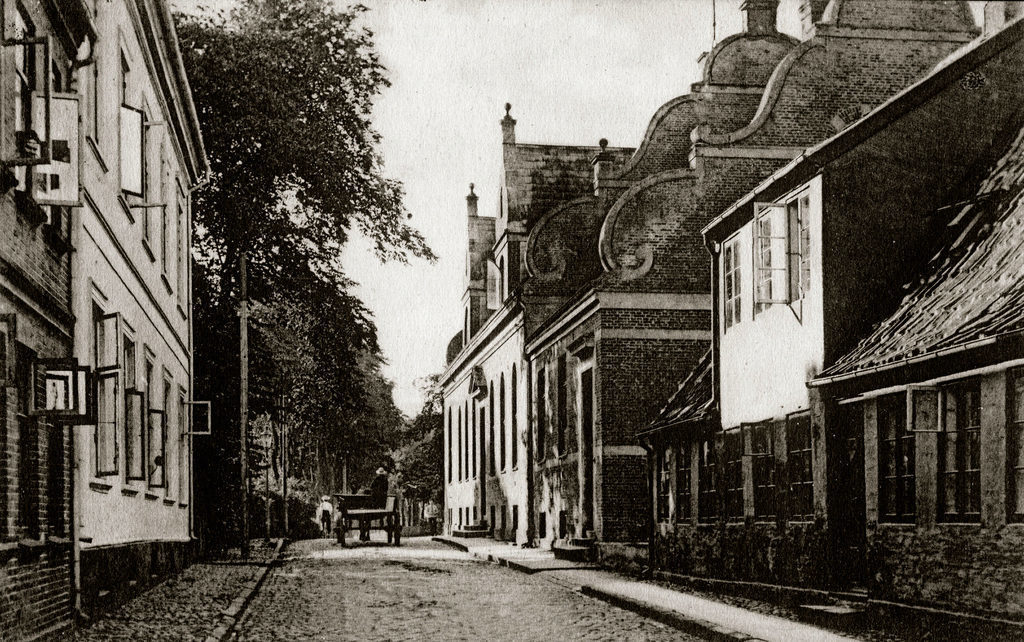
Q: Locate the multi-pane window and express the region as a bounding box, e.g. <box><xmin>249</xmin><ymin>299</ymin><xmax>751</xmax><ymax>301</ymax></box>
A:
<box><xmin>940</xmin><ymin>379</ymin><xmax>981</xmax><ymax>521</ymax></box>
<box><xmin>160</xmin><ymin>146</ymin><xmax>169</xmax><ymax>273</ymax></box>
<box><xmin>787</xmin><ymin>414</ymin><xmax>813</xmax><ymax>521</ymax></box>
<box><xmin>500</xmin><ymin>374</ymin><xmax>507</xmax><ymax>471</ymax></box>
<box><xmin>478</xmin><ymin>407</ymin><xmax>485</xmax><ymax>478</ymax></box>
<box><xmin>556</xmin><ymin>354</ymin><xmax>567</xmax><ymax>455</ymax></box>
<box><xmin>723</xmin><ymin>238</ymin><xmax>741</xmax><ymax>329</ymax></box>
<box><xmin>724</xmin><ymin>430</ymin><xmax>743</xmax><ymax>520</ymax></box>
<box><xmin>787</xmin><ymin>195</ymin><xmax>811</xmax><ymax>301</ymax></box>
<box><xmin>754</xmin><ymin>191</ymin><xmax>812</xmax><ymax>312</ymax></box>
<box><xmin>698</xmin><ymin>437</ymin><xmax>717</xmax><ymax>522</ymax></box>
<box><xmin>1010</xmin><ymin>369</ymin><xmax>1024</xmax><ymax>520</ymax></box>
<box><xmin>93</xmin><ymin>306</ymin><xmax>119</xmax><ymax>477</ymax></box>
<box><xmin>124</xmin><ymin>337</ymin><xmax>144</xmax><ymax>480</ymax></box>
<box><xmin>657</xmin><ymin>445</ymin><xmax>671</xmax><ymax>522</ymax></box>
<box><xmin>676</xmin><ymin>437</ymin><xmax>692</xmax><ymax>521</ymax></box>
<box><xmin>754</xmin><ymin>205</ymin><xmax>788</xmax><ymax>312</ymax></box>
<box><xmin>511</xmin><ymin>366</ymin><xmax>518</xmax><ymax>469</ymax></box>
<box><xmin>16</xmin><ymin>342</ymin><xmax>40</xmax><ymax>538</ymax></box>
<box><xmin>536</xmin><ymin>367</ymin><xmax>546</xmax><ymax>460</ymax></box>
<box><xmin>457</xmin><ymin>407</ymin><xmax>463</xmax><ymax>481</ymax></box>
<box><xmin>879</xmin><ymin>393</ymin><xmax>915</xmax><ymax>522</ymax></box>
<box><xmin>447</xmin><ymin>408</ymin><xmax>452</xmax><ymax>483</ymax></box>
<box><xmin>749</xmin><ymin>423</ymin><xmax>776</xmax><ymax>519</ymax></box>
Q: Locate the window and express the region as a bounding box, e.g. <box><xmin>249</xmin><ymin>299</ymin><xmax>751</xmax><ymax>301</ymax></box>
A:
<box><xmin>879</xmin><ymin>394</ymin><xmax>915</xmax><ymax>522</ymax></box>
<box><xmin>93</xmin><ymin>306</ymin><xmax>119</xmax><ymax>477</ymax></box>
<box><xmin>698</xmin><ymin>437</ymin><xmax>717</xmax><ymax>522</ymax></box>
<box><xmin>512</xmin><ymin>505</ymin><xmax>518</xmax><ymax>534</ymax></box>
<box><xmin>500</xmin><ymin>373</ymin><xmax>507</xmax><ymax>470</ymax></box>
<box><xmin>165</xmin><ymin>379</ymin><xmax>176</xmax><ymax>499</ymax></box>
<box><xmin>788</xmin><ymin>195</ymin><xmax>811</xmax><ymax>301</ymax></box>
<box><xmin>471</xmin><ymin>401</ymin><xmax>477</xmax><ymax>478</ymax></box>
<box><xmin>724</xmin><ymin>430</ymin><xmax>743</xmax><ymax>520</ymax></box>
<box><xmin>539</xmin><ymin>511</ymin><xmax>547</xmax><ymax>538</ymax></box>
<box><xmin>90</xmin><ymin>40</ymin><xmax>100</xmax><ymax>142</ymax></box>
<box><xmin>178</xmin><ymin>392</ymin><xmax>189</xmax><ymax>503</ymax></box>
<box><xmin>447</xmin><ymin>408</ymin><xmax>452</xmax><ymax>483</ymax></box>
<box><xmin>536</xmin><ymin>366</ymin><xmax>546</xmax><ymax>460</ymax></box>
<box><xmin>119</xmin><ymin>53</ymin><xmax>145</xmax><ymax>197</ymax></box>
<box><xmin>1010</xmin><ymin>369</ymin><xmax>1024</xmax><ymax>520</ymax></box>
<box><xmin>145</xmin><ymin>358</ymin><xmax>166</xmax><ymax>488</ymax></box>
<box><xmin>940</xmin><ymin>379</ymin><xmax>981</xmax><ymax>521</ymax></box>
<box><xmin>124</xmin><ymin>337</ymin><xmax>144</xmax><ymax>480</ymax></box>
<box><xmin>676</xmin><ymin>437</ymin><xmax>692</xmax><ymax>521</ymax></box>
<box><xmin>787</xmin><ymin>413</ymin><xmax>813</xmax><ymax>521</ymax></box>
<box><xmin>749</xmin><ymin>423</ymin><xmax>776</xmax><ymax>519</ymax></box>
<box><xmin>657</xmin><ymin>444</ymin><xmax>671</xmax><ymax>521</ymax></box>
<box><xmin>457</xmin><ymin>406</ymin><xmax>463</xmax><ymax>481</ymax></box>
<box><xmin>46</xmin><ymin>423</ymin><xmax>65</xmax><ymax>536</ymax></box>
<box><xmin>723</xmin><ymin>238</ymin><xmax>742</xmax><ymax>329</ymax></box>
<box><xmin>754</xmin><ymin>191</ymin><xmax>812</xmax><ymax>312</ymax></box>
<box><xmin>754</xmin><ymin>205</ymin><xmax>788</xmax><ymax>312</ymax></box>
<box><xmin>498</xmin><ymin>257</ymin><xmax>505</xmax><ymax>302</ymax></box>
<box><xmin>177</xmin><ymin>202</ymin><xmax>186</xmax><ymax>305</ymax></box>
<box><xmin>556</xmin><ymin>354</ymin><xmax>567</xmax><ymax>455</ymax></box>
<box><xmin>160</xmin><ymin>146</ymin><xmax>169</xmax><ymax>274</ymax></box>
<box><xmin>16</xmin><ymin>342</ymin><xmax>40</xmax><ymax>538</ymax></box>
<box><xmin>12</xmin><ymin>8</ymin><xmax>36</xmax><ymax>193</ymax></box>
<box><xmin>511</xmin><ymin>366</ymin><xmax>518</xmax><ymax>468</ymax></box>
<box><xmin>478</xmin><ymin>407</ymin><xmax>485</xmax><ymax>478</ymax></box>
<box><xmin>488</xmin><ymin>381</ymin><xmax>495</xmax><ymax>476</ymax></box>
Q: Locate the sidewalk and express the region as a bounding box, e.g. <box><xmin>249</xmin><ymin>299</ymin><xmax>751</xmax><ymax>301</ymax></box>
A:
<box><xmin>434</xmin><ymin>535</ymin><xmax>855</xmax><ymax>642</ymax></box>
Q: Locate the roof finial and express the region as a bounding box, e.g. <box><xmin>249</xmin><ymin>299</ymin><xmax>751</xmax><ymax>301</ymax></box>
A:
<box><xmin>469</xmin><ymin>183</ymin><xmax>475</xmax><ymax>196</ymax></box>
<box><xmin>599</xmin><ymin>138</ymin><xmax>608</xmax><ymax>151</ymax></box>
<box><xmin>505</xmin><ymin>103</ymin><xmax>512</xmax><ymax>117</ymax></box>
<box><xmin>501</xmin><ymin>103</ymin><xmax>517</xmax><ymax>144</ymax></box>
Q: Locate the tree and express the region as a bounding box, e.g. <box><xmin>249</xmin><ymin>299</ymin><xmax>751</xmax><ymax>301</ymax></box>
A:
<box><xmin>176</xmin><ymin>0</ymin><xmax>433</xmax><ymax>549</ymax></box>
<box><xmin>392</xmin><ymin>375</ymin><xmax>443</xmax><ymax>504</ymax></box>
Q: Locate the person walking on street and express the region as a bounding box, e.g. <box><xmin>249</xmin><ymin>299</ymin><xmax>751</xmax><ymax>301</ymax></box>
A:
<box><xmin>318</xmin><ymin>496</ymin><xmax>334</xmax><ymax>537</ymax></box>
<box><xmin>423</xmin><ymin>499</ymin><xmax>439</xmax><ymax>536</ymax></box>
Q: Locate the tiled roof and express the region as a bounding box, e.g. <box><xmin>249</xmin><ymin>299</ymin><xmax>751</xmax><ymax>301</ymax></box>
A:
<box><xmin>642</xmin><ymin>348</ymin><xmax>714</xmax><ymax>436</ymax></box>
<box><xmin>820</xmin><ymin>123</ymin><xmax>1024</xmax><ymax>380</ymax></box>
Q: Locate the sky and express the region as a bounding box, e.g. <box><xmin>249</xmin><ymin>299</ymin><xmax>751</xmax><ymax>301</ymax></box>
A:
<box><xmin>174</xmin><ymin>0</ymin><xmax>984</xmax><ymax>417</ymax></box>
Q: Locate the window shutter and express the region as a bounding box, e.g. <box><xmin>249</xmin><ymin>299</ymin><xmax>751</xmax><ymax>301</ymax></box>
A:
<box><xmin>120</xmin><ymin>104</ymin><xmax>144</xmax><ymax>195</ymax></box>
<box><xmin>31</xmin><ymin>93</ymin><xmax>80</xmax><ymax>206</ymax></box>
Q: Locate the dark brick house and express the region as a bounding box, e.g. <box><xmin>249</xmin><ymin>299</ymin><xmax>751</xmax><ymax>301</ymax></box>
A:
<box><xmin>650</xmin><ymin>6</ymin><xmax>1024</xmax><ymax>620</ymax></box>
<box><xmin>525</xmin><ymin>0</ymin><xmax>979</xmax><ymax>562</ymax></box>
<box><xmin>0</xmin><ymin>2</ymin><xmax>96</xmax><ymax>639</ymax></box>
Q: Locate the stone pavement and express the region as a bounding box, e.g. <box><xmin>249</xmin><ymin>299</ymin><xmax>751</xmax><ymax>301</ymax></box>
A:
<box><xmin>232</xmin><ymin>535</ymin><xmax>701</xmax><ymax>641</ymax></box>
<box><xmin>435</xmin><ymin>535</ymin><xmax>856</xmax><ymax>642</ymax></box>
<box><xmin>76</xmin><ymin>539</ymin><xmax>282</xmax><ymax>642</ymax></box>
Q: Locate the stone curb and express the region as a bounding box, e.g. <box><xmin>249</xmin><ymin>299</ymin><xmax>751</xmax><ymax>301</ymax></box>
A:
<box><xmin>579</xmin><ymin>585</ymin><xmax>767</xmax><ymax>642</ymax></box>
<box><xmin>203</xmin><ymin>538</ymin><xmax>287</xmax><ymax>642</ymax></box>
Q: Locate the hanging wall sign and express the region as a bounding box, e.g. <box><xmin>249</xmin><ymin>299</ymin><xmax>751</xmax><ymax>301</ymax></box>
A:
<box><xmin>32</xmin><ymin>92</ymin><xmax>80</xmax><ymax>206</ymax></box>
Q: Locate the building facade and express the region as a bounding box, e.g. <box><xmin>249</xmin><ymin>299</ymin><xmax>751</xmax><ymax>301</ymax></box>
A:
<box><xmin>649</xmin><ymin>6</ymin><xmax>1024</xmax><ymax>619</ymax></box>
<box><xmin>0</xmin><ymin>2</ymin><xmax>94</xmax><ymax>638</ymax></box>
<box><xmin>525</xmin><ymin>0</ymin><xmax>978</xmax><ymax>562</ymax></box>
<box><xmin>71</xmin><ymin>0</ymin><xmax>208</xmax><ymax>617</ymax></box>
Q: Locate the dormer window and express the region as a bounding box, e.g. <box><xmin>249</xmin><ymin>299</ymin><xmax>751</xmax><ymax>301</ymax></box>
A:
<box><xmin>753</xmin><ymin>191</ymin><xmax>811</xmax><ymax>314</ymax></box>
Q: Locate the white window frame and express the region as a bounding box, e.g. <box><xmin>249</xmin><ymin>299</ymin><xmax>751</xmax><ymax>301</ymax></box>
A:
<box><xmin>753</xmin><ymin>189</ymin><xmax>813</xmax><ymax>314</ymax></box>
<box><xmin>723</xmin><ymin>236</ymin><xmax>742</xmax><ymax>329</ymax></box>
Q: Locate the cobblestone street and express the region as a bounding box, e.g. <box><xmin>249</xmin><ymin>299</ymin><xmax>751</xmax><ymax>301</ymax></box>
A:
<box><xmin>233</xmin><ymin>537</ymin><xmax>697</xmax><ymax>641</ymax></box>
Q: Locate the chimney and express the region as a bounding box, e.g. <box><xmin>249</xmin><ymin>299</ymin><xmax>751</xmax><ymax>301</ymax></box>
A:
<box><xmin>799</xmin><ymin>0</ymin><xmax>829</xmax><ymax>38</ymax></box>
<box><xmin>466</xmin><ymin>183</ymin><xmax>478</xmax><ymax>217</ymax></box>
<box><xmin>501</xmin><ymin>103</ymin><xmax>516</xmax><ymax>145</ymax></box>
<box><xmin>741</xmin><ymin>0</ymin><xmax>779</xmax><ymax>35</ymax></box>
<box><xmin>984</xmin><ymin>2</ymin><xmax>1024</xmax><ymax>36</ymax></box>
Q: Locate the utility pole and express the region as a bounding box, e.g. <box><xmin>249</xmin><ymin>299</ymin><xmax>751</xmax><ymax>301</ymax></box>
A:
<box><xmin>239</xmin><ymin>251</ymin><xmax>250</xmax><ymax>559</ymax></box>
<box><xmin>282</xmin><ymin>415</ymin><xmax>289</xmax><ymax>536</ymax></box>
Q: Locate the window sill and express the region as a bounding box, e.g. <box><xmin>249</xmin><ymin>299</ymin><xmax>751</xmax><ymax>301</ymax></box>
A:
<box><xmin>161</xmin><ymin>272</ymin><xmax>173</xmax><ymax>295</ymax></box>
<box><xmin>142</xmin><ymin>239</ymin><xmax>156</xmax><ymax>263</ymax></box>
<box><xmin>86</xmin><ymin>136</ymin><xmax>108</xmax><ymax>173</ymax></box>
<box><xmin>119</xmin><ymin>195</ymin><xmax>136</xmax><ymax>224</ymax></box>
<box><xmin>89</xmin><ymin>481</ymin><xmax>113</xmax><ymax>494</ymax></box>
<box><xmin>937</xmin><ymin>519</ymin><xmax>982</xmax><ymax>526</ymax></box>
<box><xmin>144</xmin><ymin>492</ymin><xmax>159</xmax><ymax>501</ymax></box>
<box><xmin>178</xmin><ymin>502</ymin><xmax>188</xmax><ymax>509</ymax></box>
<box><xmin>162</xmin><ymin>498</ymin><xmax>176</xmax><ymax>506</ymax></box>
<box><xmin>121</xmin><ymin>488</ymin><xmax>140</xmax><ymax>497</ymax></box>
